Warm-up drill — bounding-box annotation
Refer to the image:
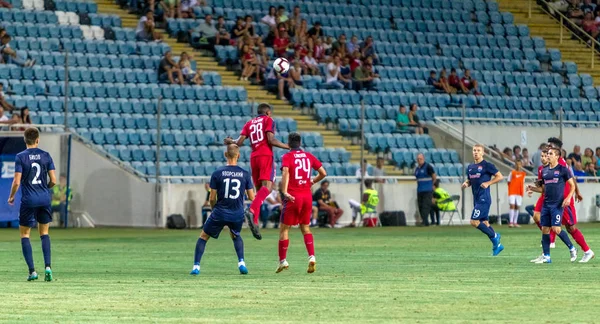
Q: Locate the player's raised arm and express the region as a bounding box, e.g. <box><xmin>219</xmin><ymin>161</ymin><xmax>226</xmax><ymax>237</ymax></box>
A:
<box><xmin>281</xmin><ymin>166</ymin><xmax>294</xmax><ymax>202</ymax></box>
<box><xmin>267</xmin><ymin>132</ymin><xmax>290</xmax><ymax>150</ymax></box>
<box><xmin>224</xmin><ymin>135</ymin><xmax>247</xmax><ymax>147</ymax></box>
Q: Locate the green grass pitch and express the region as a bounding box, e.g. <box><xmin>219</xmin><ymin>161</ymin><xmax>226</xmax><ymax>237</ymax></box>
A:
<box><xmin>1</xmin><ymin>225</ymin><xmax>599</xmax><ymax>323</ymax></box>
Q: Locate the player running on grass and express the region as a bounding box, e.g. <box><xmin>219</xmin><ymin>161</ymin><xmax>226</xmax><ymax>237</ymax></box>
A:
<box><xmin>7</xmin><ymin>128</ymin><xmax>56</xmax><ymax>281</ymax></box>
<box><xmin>190</xmin><ymin>144</ymin><xmax>255</xmax><ymax>276</ymax></box>
<box><xmin>527</xmin><ymin>146</ymin><xmax>577</xmax><ymax>262</ymax></box>
<box><xmin>224</xmin><ymin>103</ymin><xmax>290</xmax><ymax>240</ymax></box>
<box><xmin>461</xmin><ymin>144</ymin><xmax>504</xmax><ymax>256</ymax></box>
<box><xmin>277</xmin><ymin>132</ymin><xmax>327</xmax><ymax>274</ymax></box>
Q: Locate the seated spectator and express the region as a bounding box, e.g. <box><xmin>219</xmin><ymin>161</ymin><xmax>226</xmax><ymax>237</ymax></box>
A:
<box><xmin>294</xmin><ymin>19</ymin><xmax>308</xmax><ymax>44</ymax></box>
<box><xmin>323</xmin><ymin>36</ymin><xmax>334</xmax><ymax>55</ymax></box>
<box><xmin>244</xmin><ymin>15</ymin><xmax>256</xmax><ymax>38</ymax></box>
<box><xmin>136</xmin><ymin>11</ymin><xmax>162</xmax><ymax>42</ymax></box>
<box><xmin>261</xmin><ymin>6</ymin><xmax>278</xmax><ymax>29</ymax></box>
<box><xmin>51</xmin><ymin>175</ymin><xmax>73</xmax><ymax>227</ymax></box>
<box><xmin>306</xmin><ymin>21</ymin><xmax>323</xmax><ymax>50</ymax></box>
<box><xmin>348</xmin><ymin>179</ymin><xmax>379</xmax><ymax>227</ymax></box>
<box><xmin>158</xmin><ymin>51</ymin><xmax>184</xmax><ymax>85</ymax></box>
<box><xmin>360</xmin><ymin>36</ymin><xmax>378</xmax><ymax>63</ymax></box>
<box><xmin>178</xmin><ymin>52</ymin><xmax>203</xmax><ymax>85</ymax></box>
<box><xmin>397</xmin><ymin>105</ymin><xmax>421</xmax><ymax>134</ymax></box>
<box><xmin>190</xmin><ymin>15</ymin><xmax>218</xmax><ymax>51</ymax></box>
<box><xmin>160</xmin><ymin>0</ymin><xmax>178</xmax><ymax>19</ymax></box>
<box><xmin>0</xmin><ymin>0</ymin><xmax>12</xmax><ymax>8</ymax></box>
<box><xmin>10</xmin><ymin>112</ymin><xmax>21</xmax><ymax>126</ymax></box>
<box><xmin>0</xmin><ymin>83</ymin><xmax>16</xmax><ymax>112</ymax></box>
<box><xmin>331</xmin><ymin>34</ymin><xmax>347</xmax><ymax>57</ymax></box>
<box><xmin>347</xmin><ymin>35</ymin><xmax>359</xmax><ymax>54</ymax></box>
<box><xmin>581</xmin><ymin>0</ymin><xmax>596</xmax><ymax>15</ymax></box>
<box><xmin>460</xmin><ymin>69</ymin><xmax>480</xmax><ymax>95</ymax></box>
<box><xmin>0</xmin><ymin>106</ymin><xmax>16</xmax><ymax>126</ymax></box>
<box><xmin>582</xmin><ymin>147</ymin><xmax>596</xmax><ymax>167</ymax></box>
<box><xmin>179</xmin><ymin>0</ymin><xmax>198</xmax><ymax>18</ymax></box>
<box><xmin>17</xmin><ymin>107</ymin><xmax>31</xmax><ymax>131</ymax></box>
<box><xmin>547</xmin><ymin>0</ymin><xmax>570</xmax><ymax>15</ymax></box>
<box><xmin>350</xmin><ymin>50</ymin><xmax>362</xmax><ymax>71</ymax></box>
<box><xmin>303</xmin><ymin>50</ymin><xmax>319</xmax><ymax>75</ymax></box>
<box><xmin>502</xmin><ymin>147</ymin><xmax>514</xmax><ymax>163</ymax></box>
<box><xmin>431</xmin><ymin>180</ymin><xmax>456</xmax><ymax>226</ymax></box>
<box><xmin>595</xmin><ymin>147</ymin><xmax>600</xmax><ymax>169</ymax></box>
<box><xmin>277</xmin><ymin>5</ymin><xmax>289</xmax><ymax>23</ymax></box>
<box><xmin>355</xmin><ymin>159</ymin><xmax>370</xmax><ymax>178</ymax></box>
<box><xmin>273</xmin><ymin>27</ymin><xmax>291</xmax><ymax>58</ymax></box>
<box><xmin>364</xmin><ymin>57</ymin><xmax>379</xmax><ymax>78</ymax></box>
<box><xmin>408</xmin><ymin>104</ymin><xmax>427</xmax><ymax>134</ymax></box>
<box><xmin>325</xmin><ymin>55</ymin><xmax>351</xmax><ymax>89</ymax></box>
<box><xmin>353</xmin><ymin>63</ymin><xmax>374</xmax><ymax>91</ymax></box>
<box><xmin>313</xmin><ymin>180</ymin><xmax>343</xmax><ymax>228</ymax></box>
<box><xmin>568</xmin><ymin>145</ymin><xmax>582</xmax><ymax>162</ymax></box>
<box><xmin>313</xmin><ymin>38</ymin><xmax>326</xmax><ymax>62</ymax></box>
<box><xmin>426</xmin><ymin>70</ymin><xmax>444</xmax><ymax>91</ymax></box>
<box><xmin>289</xmin><ymin>60</ymin><xmax>303</xmax><ymax>86</ymax></box>
<box><xmin>215</xmin><ymin>16</ymin><xmax>231</xmax><ymax>46</ymax></box>
<box><xmin>255</xmin><ymin>44</ymin><xmax>269</xmax><ymax>82</ymax></box>
<box><xmin>573</xmin><ymin>161</ymin><xmax>586</xmax><ymax>182</ymax></box>
<box><xmin>1</xmin><ymin>34</ymin><xmax>36</xmax><ymax>67</ymax></box>
<box><xmin>240</xmin><ymin>44</ymin><xmax>257</xmax><ymax>81</ymax></box>
<box><xmin>585</xmin><ymin>162</ymin><xmax>597</xmax><ymax>179</ymax></box>
<box><xmin>521</xmin><ymin>148</ymin><xmax>533</xmax><ymax>170</ymax></box>
<box><xmin>582</xmin><ymin>12</ymin><xmax>599</xmax><ymax>40</ymax></box>
<box><xmin>231</xmin><ymin>17</ymin><xmax>247</xmax><ymax>43</ymax></box>
<box><xmin>438</xmin><ymin>70</ymin><xmax>455</xmax><ymax>94</ymax></box>
<box><xmin>294</xmin><ymin>41</ymin><xmax>309</xmax><ymax>61</ymax></box>
<box><xmin>340</xmin><ymin>56</ymin><xmax>352</xmax><ymax>80</ymax></box>
<box><xmin>448</xmin><ymin>68</ymin><xmax>461</xmax><ymax>91</ymax></box>
<box><xmin>568</xmin><ymin>0</ymin><xmax>584</xmax><ymax>25</ymax></box>
<box><xmin>513</xmin><ymin>145</ymin><xmax>523</xmax><ymax>161</ymax></box>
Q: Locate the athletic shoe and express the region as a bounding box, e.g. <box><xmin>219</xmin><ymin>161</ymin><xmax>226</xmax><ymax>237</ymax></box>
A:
<box><xmin>492</xmin><ymin>243</ymin><xmax>504</xmax><ymax>256</ymax></box>
<box><xmin>307</xmin><ymin>256</ymin><xmax>316</xmax><ymax>274</ymax></box>
<box><xmin>579</xmin><ymin>250</ymin><xmax>595</xmax><ymax>263</ymax></box>
<box><xmin>238</xmin><ymin>261</ymin><xmax>248</xmax><ymax>275</ymax></box>
<box><xmin>570</xmin><ymin>248</ymin><xmax>578</xmax><ymax>262</ymax></box>
<box><xmin>530</xmin><ymin>254</ymin><xmax>544</xmax><ymax>263</ymax></box>
<box><xmin>244</xmin><ymin>208</ymin><xmax>262</xmax><ymax>240</ymax></box>
<box><xmin>44</xmin><ymin>268</ymin><xmax>53</xmax><ymax>282</ymax></box>
<box><xmin>491</xmin><ymin>233</ymin><xmax>501</xmax><ymax>249</ymax></box>
<box><xmin>276</xmin><ymin>260</ymin><xmax>289</xmax><ymax>273</ymax></box>
<box><xmin>190</xmin><ymin>265</ymin><xmax>200</xmax><ymax>276</ymax></box>
<box><xmin>508</xmin><ymin>224</ymin><xmax>514</xmax><ymax>228</ymax></box>
<box><xmin>550</xmin><ymin>243</ymin><xmax>556</xmax><ymax>249</ymax></box>
<box><xmin>514</xmin><ymin>224</ymin><xmax>521</xmax><ymax>228</ymax></box>
<box><xmin>27</xmin><ymin>272</ymin><xmax>38</xmax><ymax>281</ymax></box>
<box><xmin>534</xmin><ymin>256</ymin><xmax>552</xmax><ymax>264</ymax></box>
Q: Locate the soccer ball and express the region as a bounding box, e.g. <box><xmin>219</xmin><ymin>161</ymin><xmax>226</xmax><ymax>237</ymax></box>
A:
<box><xmin>273</xmin><ymin>57</ymin><xmax>290</xmax><ymax>74</ymax></box>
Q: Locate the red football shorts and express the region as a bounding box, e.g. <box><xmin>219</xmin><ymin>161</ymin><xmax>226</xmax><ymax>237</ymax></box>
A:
<box><xmin>534</xmin><ymin>196</ymin><xmax>544</xmax><ymax>213</ymax></box>
<box><xmin>281</xmin><ymin>193</ymin><xmax>313</xmax><ymax>226</ymax></box>
<box><xmin>250</xmin><ymin>155</ymin><xmax>275</xmax><ymax>187</ymax></box>
<box><xmin>562</xmin><ymin>204</ymin><xmax>577</xmax><ymax>226</ymax></box>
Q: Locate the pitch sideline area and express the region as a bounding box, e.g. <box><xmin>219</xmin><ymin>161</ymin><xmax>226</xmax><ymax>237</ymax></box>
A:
<box><xmin>0</xmin><ymin>225</ymin><xmax>598</xmax><ymax>323</ymax></box>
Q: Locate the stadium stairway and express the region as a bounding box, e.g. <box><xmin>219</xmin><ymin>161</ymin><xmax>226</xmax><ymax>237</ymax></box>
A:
<box><xmin>94</xmin><ymin>0</ymin><xmax>401</xmax><ymax>176</ymax></box>
<box><xmin>498</xmin><ymin>0</ymin><xmax>600</xmax><ymax>84</ymax></box>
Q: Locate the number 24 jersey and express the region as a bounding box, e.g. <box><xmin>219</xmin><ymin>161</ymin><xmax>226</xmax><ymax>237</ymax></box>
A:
<box><xmin>240</xmin><ymin>115</ymin><xmax>275</xmax><ymax>158</ymax></box>
<box><xmin>281</xmin><ymin>149</ymin><xmax>322</xmax><ymax>194</ymax></box>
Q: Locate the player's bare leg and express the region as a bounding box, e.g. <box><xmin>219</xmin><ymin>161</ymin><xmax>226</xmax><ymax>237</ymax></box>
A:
<box><xmin>300</xmin><ymin>224</ymin><xmax>316</xmax><ymax>273</ymax></box>
<box><xmin>20</xmin><ymin>226</ymin><xmax>37</xmax><ymax>281</ymax></box>
<box><xmin>276</xmin><ymin>224</ymin><xmax>291</xmax><ymax>273</ymax></box>
<box><xmin>565</xmin><ymin>224</ymin><xmax>595</xmax><ymax>262</ymax></box>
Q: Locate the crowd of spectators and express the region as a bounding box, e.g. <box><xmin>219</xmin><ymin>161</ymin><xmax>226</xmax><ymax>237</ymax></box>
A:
<box><xmin>547</xmin><ymin>0</ymin><xmax>600</xmax><ymax>45</ymax></box>
<box><xmin>396</xmin><ymin>104</ymin><xmax>429</xmax><ymax>134</ymax></box>
<box><xmin>157</xmin><ymin>50</ymin><xmax>204</xmax><ymax>85</ymax></box>
<box><xmin>426</xmin><ymin>69</ymin><xmax>480</xmax><ymax>95</ymax></box>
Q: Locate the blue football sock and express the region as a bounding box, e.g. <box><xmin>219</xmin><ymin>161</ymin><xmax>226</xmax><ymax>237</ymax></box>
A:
<box><xmin>476</xmin><ymin>223</ymin><xmax>495</xmax><ymax>239</ymax></box>
<box><xmin>232</xmin><ymin>235</ymin><xmax>245</xmax><ymax>262</ymax></box>
<box><xmin>21</xmin><ymin>238</ymin><xmax>35</xmax><ymax>274</ymax></box>
<box><xmin>556</xmin><ymin>231</ymin><xmax>574</xmax><ymax>250</ymax></box>
<box><xmin>40</xmin><ymin>235</ymin><xmax>51</xmax><ymax>268</ymax></box>
<box><xmin>194</xmin><ymin>238</ymin><xmax>207</xmax><ymax>265</ymax></box>
<box><xmin>488</xmin><ymin>225</ymin><xmax>497</xmax><ymax>239</ymax></box>
<box><xmin>542</xmin><ymin>233</ymin><xmax>551</xmax><ymax>256</ymax></box>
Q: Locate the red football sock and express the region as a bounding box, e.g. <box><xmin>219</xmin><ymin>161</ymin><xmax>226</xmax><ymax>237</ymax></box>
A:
<box><xmin>535</xmin><ymin>220</ymin><xmax>542</xmax><ymax>230</ymax></box>
<box><xmin>278</xmin><ymin>239</ymin><xmax>289</xmax><ymax>261</ymax></box>
<box><xmin>570</xmin><ymin>229</ymin><xmax>590</xmax><ymax>252</ymax></box>
<box><xmin>550</xmin><ymin>231</ymin><xmax>556</xmax><ymax>244</ymax></box>
<box><xmin>303</xmin><ymin>233</ymin><xmax>315</xmax><ymax>257</ymax></box>
<box><xmin>250</xmin><ymin>186</ymin><xmax>271</xmax><ymax>223</ymax></box>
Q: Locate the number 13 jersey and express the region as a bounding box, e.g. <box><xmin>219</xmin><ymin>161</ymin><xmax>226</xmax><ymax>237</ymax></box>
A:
<box><xmin>210</xmin><ymin>165</ymin><xmax>254</xmax><ymax>221</ymax></box>
<box><xmin>15</xmin><ymin>148</ymin><xmax>55</xmax><ymax>207</ymax></box>
<box><xmin>240</xmin><ymin>114</ymin><xmax>275</xmax><ymax>158</ymax></box>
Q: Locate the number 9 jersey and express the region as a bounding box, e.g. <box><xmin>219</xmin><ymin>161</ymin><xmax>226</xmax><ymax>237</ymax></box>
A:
<box><xmin>15</xmin><ymin>148</ymin><xmax>55</xmax><ymax>208</ymax></box>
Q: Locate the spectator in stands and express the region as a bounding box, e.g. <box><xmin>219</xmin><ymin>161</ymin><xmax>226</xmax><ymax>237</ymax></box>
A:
<box><xmin>581</xmin><ymin>0</ymin><xmax>596</xmax><ymax>14</ymax></box>
<box><xmin>0</xmin><ymin>28</ymin><xmax>5</xmax><ymax>39</ymax></box>
<box><xmin>347</xmin><ymin>35</ymin><xmax>360</xmax><ymax>54</ymax></box>
<box><xmin>215</xmin><ymin>16</ymin><xmax>231</xmax><ymax>46</ymax></box>
<box><xmin>313</xmin><ymin>180</ymin><xmax>343</xmax><ymax>228</ymax></box>
<box><xmin>568</xmin><ymin>145</ymin><xmax>582</xmax><ymax>162</ymax></box>
<box><xmin>17</xmin><ymin>107</ymin><xmax>31</xmax><ymax>131</ymax></box>
<box><xmin>409</xmin><ymin>104</ymin><xmax>427</xmax><ymax>134</ymax></box>
<box><xmin>568</xmin><ymin>0</ymin><xmax>585</xmax><ymax>25</ymax></box>
<box><xmin>360</xmin><ymin>36</ymin><xmax>377</xmax><ymax>63</ymax></box>
<box><xmin>356</xmin><ymin>159</ymin><xmax>370</xmax><ymax>178</ymax></box>
<box><xmin>595</xmin><ymin>147</ymin><xmax>600</xmax><ymax>168</ymax></box>
<box><xmin>325</xmin><ymin>55</ymin><xmax>351</xmax><ymax>89</ymax></box>
<box><xmin>513</xmin><ymin>145</ymin><xmax>523</xmax><ymax>161</ymax></box>
<box><xmin>0</xmin><ymin>106</ymin><xmax>16</xmax><ymax>126</ymax></box>
<box><xmin>244</xmin><ymin>15</ymin><xmax>256</xmax><ymax>38</ymax></box>
<box><xmin>438</xmin><ymin>70</ymin><xmax>455</xmax><ymax>94</ymax></box>
<box><xmin>582</xmin><ymin>12</ymin><xmax>599</xmax><ymax>40</ymax></box>
<box><xmin>364</xmin><ymin>57</ymin><xmax>379</xmax><ymax>79</ymax></box>
<box><xmin>313</xmin><ymin>37</ymin><xmax>326</xmax><ymax>62</ymax></box>
<box><xmin>178</xmin><ymin>52</ymin><xmax>203</xmax><ymax>85</ymax></box>
<box><xmin>502</xmin><ymin>147</ymin><xmax>514</xmax><ymax>163</ymax></box>
<box><xmin>396</xmin><ymin>105</ymin><xmax>411</xmax><ymax>132</ymax></box>
<box><xmin>51</xmin><ymin>175</ymin><xmax>73</xmax><ymax>227</ymax></box>
<box><xmin>0</xmin><ymin>0</ymin><xmax>12</xmax><ymax>8</ymax></box>
<box><xmin>273</xmin><ymin>26</ymin><xmax>291</xmax><ymax>58</ymax></box>
<box><xmin>547</xmin><ymin>0</ymin><xmax>570</xmax><ymax>15</ymax></box>
<box><xmin>573</xmin><ymin>161</ymin><xmax>586</xmax><ymax>182</ymax></box>
<box><xmin>277</xmin><ymin>6</ymin><xmax>289</xmax><ymax>23</ymax></box>
<box><xmin>460</xmin><ymin>69</ymin><xmax>480</xmax><ymax>95</ymax></box>
<box><xmin>582</xmin><ymin>147</ymin><xmax>596</xmax><ymax>167</ymax></box>
<box><xmin>255</xmin><ymin>44</ymin><xmax>269</xmax><ymax>83</ymax></box>
<box><xmin>353</xmin><ymin>63</ymin><xmax>374</xmax><ymax>91</ymax></box>
<box><xmin>231</xmin><ymin>17</ymin><xmax>247</xmax><ymax>43</ymax></box>
<box><xmin>341</xmin><ymin>56</ymin><xmax>352</xmax><ymax>81</ymax></box>
<box><xmin>289</xmin><ymin>60</ymin><xmax>303</xmax><ymax>85</ymax></box>
<box><xmin>136</xmin><ymin>11</ymin><xmax>162</xmax><ymax>42</ymax></box>
<box><xmin>415</xmin><ymin>153</ymin><xmax>436</xmax><ymax>227</ymax></box>
<box><xmin>1</xmin><ymin>34</ymin><xmax>36</xmax><ymax>67</ymax></box>
<box><xmin>160</xmin><ymin>0</ymin><xmax>178</xmax><ymax>19</ymax></box>
<box><xmin>521</xmin><ymin>148</ymin><xmax>533</xmax><ymax>170</ymax></box>
<box><xmin>307</xmin><ymin>22</ymin><xmax>323</xmax><ymax>50</ymax></box>
<box><xmin>323</xmin><ymin>36</ymin><xmax>334</xmax><ymax>55</ymax></box>
<box><xmin>190</xmin><ymin>14</ymin><xmax>217</xmax><ymax>51</ymax></box>
<box><xmin>585</xmin><ymin>162</ymin><xmax>597</xmax><ymax>179</ymax></box>
<box><xmin>240</xmin><ymin>44</ymin><xmax>257</xmax><ymax>81</ymax></box>
<box><xmin>261</xmin><ymin>6</ymin><xmax>278</xmax><ymax>29</ymax></box>
<box><xmin>303</xmin><ymin>50</ymin><xmax>319</xmax><ymax>75</ymax></box>
<box><xmin>294</xmin><ymin>19</ymin><xmax>308</xmax><ymax>44</ymax></box>
<box><xmin>0</xmin><ymin>83</ymin><xmax>15</xmax><ymax>112</ymax></box>
<box><xmin>373</xmin><ymin>157</ymin><xmax>386</xmax><ymax>183</ymax></box>
<box><xmin>427</xmin><ymin>70</ymin><xmax>445</xmax><ymax>91</ymax></box>
<box><xmin>332</xmin><ymin>34</ymin><xmax>347</xmax><ymax>57</ymax></box>
<box><xmin>532</xmin><ymin>143</ymin><xmax>545</xmax><ymax>168</ymax></box>
<box><xmin>350</xmin><ymin>50</ymin><xmax>362</xmax><ymax>72</ymax></box>
<box><xmin>448</xmin><ymin>68</ymin><xmax>462</xmax><ymax>92</ymax></box>
<box><xmin>179</xmin><ymin>0</ymin><xmax>198</xmax><ymax>18</ymax></box>
<box><xmin>158</xmin><ymin>51</ymin><xmax>184</xmax><ymax>85</ymax></box>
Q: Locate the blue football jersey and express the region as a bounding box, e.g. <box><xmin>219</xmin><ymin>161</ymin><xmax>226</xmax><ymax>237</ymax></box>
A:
<box><xmin>209</xmin><ymin>165</ymin><xmax>253</xmax><ymax>221</ymax></box>
<box><xmin>14</xmin><ymin>148</ymin><xmax>55</xmax><ymax>207</ymax></box>
<box><xmin>541</xmin><ymin>164</ymin><xmax>571</xmax><ymax>207</ymax></box>
<box><xmin>467</xmin><ymin>160</ymin><xmax>499</xmax><ymax>204</ymax></box>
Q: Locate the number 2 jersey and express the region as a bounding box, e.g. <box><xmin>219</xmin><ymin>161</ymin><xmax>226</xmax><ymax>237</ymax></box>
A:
<box><xmin>209</xmin><ymin>165</ymin><xmax>253</xmax><ymax>221</ymax></box>
<box><xmin>280</xmin><ymin>149</ymin><xmax>322</xmax><ymax>195</ymax></box>
<box><xmin>14</xmin><ymin>148</ymin><xmax>55</xmax><ymax>207</ymax></box>
<box><xmin>240</xmin><ymin>114</ymin><xmax>275</xmax><ymax>158</ymax></box>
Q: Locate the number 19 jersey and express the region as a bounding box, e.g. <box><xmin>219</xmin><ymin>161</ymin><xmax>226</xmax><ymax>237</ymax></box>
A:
<box><xmin>14</xmin><ymin>148</ymin><xmax>55</xmax><ymax>207</ymax></box>
<box><xmin>210</xmin><ymin>165</ymin><xmax>254</xmax><ymax>222</ymax></box>
<box><xmin>240</xmin><ymin>114</ymin><xmax>275</xmax><ymax>158</ymax></box>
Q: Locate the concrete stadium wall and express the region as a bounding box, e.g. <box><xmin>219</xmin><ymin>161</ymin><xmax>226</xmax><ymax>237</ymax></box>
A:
<box><xmin>70</xmin><ymin>139</ymin><xmax>157</xmax><ymax>227</ymax></box>
<box><xmin>163</xmin><ymin>181</ymin><xmax>600</xmax><ymax>226</ymax></box>
<box><xmin>463</xmin><ymin>125</ymin><xmax>600</xmax><ymax>152</ymax></box>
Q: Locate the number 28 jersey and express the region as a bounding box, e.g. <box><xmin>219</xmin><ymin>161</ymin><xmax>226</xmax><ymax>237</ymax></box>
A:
<box><xmin>240</xmin><ymin>114</ymin><xmax>275</xmax><ymax>158</ymax></box>
<box><xmin>209</xmin><ymin>165</ymin><xmax>254</xmax><ymax>221</ymax></box>
<box><xmin>281</xmin><ymin>149</ymin><xmax>322</xmax><ymax>194</ymax></box>
<box><xmin>15</xmin><ymin>148</ymin><xmax>55</xmax><ymax>207</ymax></box>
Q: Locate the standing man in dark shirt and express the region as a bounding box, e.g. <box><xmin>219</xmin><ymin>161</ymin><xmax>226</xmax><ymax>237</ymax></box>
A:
<box><xmin>312</xmin><ymin>180</ymin><xmax>343</xmax><ymax>228</ymax></box>
<box><xmin>158</xmin><ymin>51</ymin><xmax>184</xmax><ymax>85</ymax></box>
<box><xmin>414</xmin><ymin>153</ymin><xmax>436</xmax><ymax>226</ymax></box>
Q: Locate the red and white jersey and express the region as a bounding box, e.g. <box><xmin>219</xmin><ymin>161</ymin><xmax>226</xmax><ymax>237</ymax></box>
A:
<box><xmin>281</xmin><ymin>149</ymin><xmax>322</xmax><ymax>194</ymax></box>
<box><xmin>558</xmin><ymin>157</ymin><xmax>575</xmax><ymax>204</ymax></box>
<box><xmin>537</xmin><ymin>165</ymin><xmax>544</xmax><ymax>180</ymax></box>
<box><xmin>240</xmin><ymin>114</ymin><xmax>275</xmax><ymax>158</ymax></box>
